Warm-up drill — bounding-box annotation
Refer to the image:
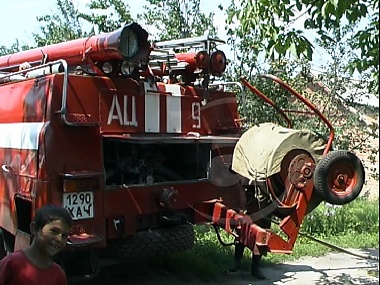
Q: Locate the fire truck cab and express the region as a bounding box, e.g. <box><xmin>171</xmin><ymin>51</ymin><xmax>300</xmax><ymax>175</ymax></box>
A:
<box><xmin>0</xmin><ymin>23</ymin><xmax>244</xmax><ymax>278</ymax></box>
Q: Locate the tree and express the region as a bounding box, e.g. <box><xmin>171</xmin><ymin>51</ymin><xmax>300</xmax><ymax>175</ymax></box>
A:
<box><xmin>33</xmin><ymin>0</ymin><xmax>87</xmax><ymax>46</ymax></box>
<box><xmin>0</xmin><ymin>41</ymin><xmax>32</xmax><ymax>56</ymax></box>
<box><xmin>224</xmin><ymin>0</ymin><xmax>379</xmax><ymax>94</ymax></box>
<box><xmin>140</xmin><ymin>0</ymin><xmax>218</xmax><ymax>41</ymax></box>
<box><xmin>31</xmin><ymin>0</ymin><xmax>133</xmax><ymax>47</ymax></box>
<box><xmin>78</xmin><ymin>0</ymin><xmax>134</xmax><ymax>33</ymax></box>
<box><xmin>227</xmin><ymin>22</ymin><xmax>379</xmax><ymax>179</ymax></box>
<box><xmin>24</xmin><ymin>0</ymin><xmax>215</xmax><ymax>49</ymax></box>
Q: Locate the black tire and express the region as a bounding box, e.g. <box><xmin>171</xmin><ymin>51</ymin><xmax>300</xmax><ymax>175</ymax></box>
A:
<box><xmin>314</xmin><ymin>150</ymin><xmax>365</xmax><ymax>205</ymax></box>
<box><xmin>101</xmin><ymin>224</ymin><xmax>195</xmax><ymax>259</ymax></box>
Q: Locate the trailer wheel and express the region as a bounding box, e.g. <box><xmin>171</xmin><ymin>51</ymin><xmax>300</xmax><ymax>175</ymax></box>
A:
<box><xmin>102</xmin><ymin>224</ymin><xmax>195</xmax><ymax>259</ymax></box>
<box><xmin>314</xmin><ymin>151</ymin><xmax>365</xmax><ymax>205</ymax></box>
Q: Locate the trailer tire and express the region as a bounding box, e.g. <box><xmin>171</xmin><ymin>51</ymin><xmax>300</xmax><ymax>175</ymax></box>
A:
<box><xmin>102</xmin><ymin>224</ymin><xmax>195</xmax><ymax>259</ymax></box>
<box><xmin>314</xmin><ymin>150</ymin><xmax>365</xmax><ymax>205</ymax></box>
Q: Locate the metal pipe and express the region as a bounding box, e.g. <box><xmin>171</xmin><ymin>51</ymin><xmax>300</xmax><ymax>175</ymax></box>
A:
<box><xmin>261</xmin><ymin>74</ymin><xmax>334</xmax><ymax>155</ymax></box>
<box><xmin>0</xmin><ymin>22</ymin><xmax>150</xmax><ymax>71</ymax></box>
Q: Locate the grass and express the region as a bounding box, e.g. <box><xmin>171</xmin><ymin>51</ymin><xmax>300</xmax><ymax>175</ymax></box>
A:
<box><xmin>151</xmin><ymin>197</ymin><xmax>379</xmax><ymax>281</ymax></box>
<box><xmin>265</xmin><ymin>232</ymin><xmax>379</xmax><ymax>264</ymax></box>
<box><xmin>150</xmin><ymin>226</ymin><xmax>236</xmax><ymax>281</ymax></box>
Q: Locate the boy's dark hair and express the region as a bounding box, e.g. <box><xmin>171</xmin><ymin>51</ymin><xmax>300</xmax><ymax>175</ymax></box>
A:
<box><xmin>33</xmin><ymin>204</ymin><xmax>73</xmax><ymax>231</ymax></box>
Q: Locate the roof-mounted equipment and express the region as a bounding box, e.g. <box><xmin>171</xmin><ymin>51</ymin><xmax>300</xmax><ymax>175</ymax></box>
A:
<box><xmin>0</xmin><ymin>22</ymin><xmax>151</xmax><ymax>73</ymax></box>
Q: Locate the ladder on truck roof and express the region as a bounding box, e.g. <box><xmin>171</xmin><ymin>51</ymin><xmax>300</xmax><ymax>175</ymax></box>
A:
<box><xmin>150</xmin><ymin>33</ymin><xmax>226</xmax><ymax>77</ymax></box>
<box><xmin>155</xmin><ymin>33</ymin><xmax>226</xmax><ymax>53</ymax></box>
<box><xmin>0</xmin><ymin>60</ymin><xmax>64</xmax><ymax>84</ymax></box>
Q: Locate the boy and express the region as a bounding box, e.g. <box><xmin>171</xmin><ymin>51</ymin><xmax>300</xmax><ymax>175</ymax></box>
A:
<box><xmin>0</xmin><ymin>204</ymin><xmax>73</xmax><ymax>285</ymax></box>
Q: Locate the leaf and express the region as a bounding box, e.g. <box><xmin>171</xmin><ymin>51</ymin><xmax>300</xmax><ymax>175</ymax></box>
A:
<box><xmin>296</xmin><ymin>0</ymin><xmax>302</xmax><ymax>11</ymax></box>
<box><xmin>322</xmin><ymin>1</ymin><xmax>335</xmax><ymax>18</ymax></box>
<box><xmin>270</xmin><ymin>27</ymin><xmax>279</xmax><ymax>41</ymax></box>
<box><xmin>238</xmin><ymin>7</ymin><xmax>245</xmax><ymax>20</ymax></box>
<box><xmin>321</xmin><ymin>1</ymin><xmax>329</xmax><ymax>17</ymax></box>
<box><xmin>320</xmin><ymin>34</ymin><xmax>335</xmax><ymax>43</ymax></box>
<box><xmin>246</xmin><ymin>6</ymin><xmax>252</xmax><ymax>21</ymax></box>
<box><xmin>289</xmin><ymin>42</ymin><xmax>297</xmax><ymax>57</ymax></box>
<box><xmin>226</xmin><ymin>11</ymin><xmax>236</xmax><ymax>23</ymax></box>
<box><xmin>304</xmin><ymin>19</ymin><xmax>315</xmax><ymax>29</ymax></box>
<box><xmin>330</xmin><ymin>0</ymin><xmax>339</xmax><ymax>8</ymax></box>
<box><xmin>274</xmin><ymin>42</ymin><xmax>284</xmax><ymax>55</ymax></box>
<box><xmin>359</xmin><ymin>4</ymin><xmax>368</xmax><ymax>16</ymax></box>
<box><xmin>305</xmin><ymin>45</ymin><xmax>313</xmax><ymax>60</ymax></box>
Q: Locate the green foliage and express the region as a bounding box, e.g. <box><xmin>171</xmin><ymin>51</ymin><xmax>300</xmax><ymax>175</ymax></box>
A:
<box><xmin>302</xmin><ymin>198</ymin><xmax>379</xmax><ymax>236</ymax></box>
<box><xmin>347</xmin><ymin>12</ymin><xmax>379</xmax><ymax>94</ymax></box>
<box><xmin>267</xmin><ymin>232</ymin><xmax>379</xmax><ymax>264</ymax></box>
<box><xmin>307</xmin><ymin>25</ymin><xmax>379</xmax><ymax>154</ymax></box>
<box><xmin>140</xmin><ymin>0</ymin><xmax>217</xmax><ymax>40</ymax></box>
<box><xmin>78</xmin><ymin>0</ymin><xmax>134</xmax><ymax>33</ymax></box>
<box><xmin>228</xmin><ymin>23</ymin><xmax>378</xmax><ymax>175</ymax></box>
<box><xmin>224</xmin><ymin>0</ymin><xmax>379</xmax><ymax>94</ymax></box>
<box><xmin>0</xmin><ymin>41</ymin><xmax>32</xmax><ymax>56</ymax></box>
<box><xmin>33</xmin><ymin>0</ymin><xmax>87</xmax><ymax>46</ymax></box>
<box><xmin>7</xmin><ymin>0</ymin><xmax>217</xmax><ymax>55</ymax></box>
<box><xmin>152</xmin><ymin>225</ymin><xmax>236</xmax><ymax>281</ymax></box>
<box><xmin>30</xmin><ymin>0</ymin><xmax>134</xmax><ymax>47</ymax></box>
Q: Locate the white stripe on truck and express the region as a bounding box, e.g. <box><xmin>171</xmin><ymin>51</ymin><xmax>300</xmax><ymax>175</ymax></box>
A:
<box><xmin>0</xmin><ymin>122</ymin><xmax>44</xmax><ymax>150</ymax></box>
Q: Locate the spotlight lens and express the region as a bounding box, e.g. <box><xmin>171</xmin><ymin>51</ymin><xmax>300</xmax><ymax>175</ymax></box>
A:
<box><xmin>120</xmin><ymin>60</ymin><xmax>135</xmax><ymax>76</ymax></box>
<box><xmin>120</xmin><ymin>29</ymin><xmax>139</xmax><ymax>59</ymax></box>
<box><xmin>102</xmin><ymin>62</ymin><xmax>113</xmax><ymax>74</ymax></box>
<box><xmin>210</xmin><ymin>50</ymin><xmax>227</xmax><ymax>75</ymax></box>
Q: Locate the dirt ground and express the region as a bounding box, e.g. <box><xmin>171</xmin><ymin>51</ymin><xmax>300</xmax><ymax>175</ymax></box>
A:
<box><xmin>80</xmin><ymin>248</ymin><xmax>378</xmax><ymax>285</ymax></box>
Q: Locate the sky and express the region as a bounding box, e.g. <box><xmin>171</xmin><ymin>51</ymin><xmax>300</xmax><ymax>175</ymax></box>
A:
<box><xmin>0</xmin><ymin>0</ymin><xmax>319</xmax><ymax>60</ymax></box>
<box><xmin>1</xmin><ymin>0</ymin><xmax>376</xmax><ymax>106</ymax></box>
<box><xmin>0</xmin><ymin>0</ymin><xmax>228</xmax><ymax>47</ymax></box>
<box><xmin>0</xmin><ymin>0</ymin><xmax>332</xmax><ymax>67</ymax></box>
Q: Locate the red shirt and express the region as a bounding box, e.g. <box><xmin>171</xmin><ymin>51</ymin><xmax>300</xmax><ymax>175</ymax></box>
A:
<box><xmin>0</xmin><ymin>250</ymin><xmax>66</xmax><ymax>285</ymax></box>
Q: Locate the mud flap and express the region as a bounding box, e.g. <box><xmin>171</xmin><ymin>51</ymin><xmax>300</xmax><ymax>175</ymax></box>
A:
<box><xmin>58</xmin><ymin>250</ymin><xmax>100</xmax><ymax>283</ymax></box>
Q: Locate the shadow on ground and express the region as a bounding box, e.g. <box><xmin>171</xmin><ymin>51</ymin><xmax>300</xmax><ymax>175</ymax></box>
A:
<box><xmin>73</xmin><ymin>249</ymin><xmax>379</xmax><ymax>285</ymax></box>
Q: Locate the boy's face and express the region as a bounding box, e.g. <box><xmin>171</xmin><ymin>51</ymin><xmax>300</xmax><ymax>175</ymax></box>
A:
<box><xmin>31</xmin><ymin>219</ymin><xmax>71</xmax><ymax>257</ymax></box>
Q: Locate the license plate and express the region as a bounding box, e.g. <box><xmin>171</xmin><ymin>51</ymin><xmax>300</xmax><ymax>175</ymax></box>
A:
<box><xmin>63</xmin><ymin>191</ymin><xmax>94</xmax><ymax>220</ymax></box>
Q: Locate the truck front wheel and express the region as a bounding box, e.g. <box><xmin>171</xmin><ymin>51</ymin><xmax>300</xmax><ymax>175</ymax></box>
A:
<box><xmin>102</xmin><ymin>224</ymin><xmax>195</xmax><ymax>259</ymax></box>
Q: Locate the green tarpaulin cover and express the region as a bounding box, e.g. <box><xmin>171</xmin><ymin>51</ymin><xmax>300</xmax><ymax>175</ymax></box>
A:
<box><xmin>232</xmin><ymin>123</ymin><xmax>326</xmax><ymax>181</ymax></box>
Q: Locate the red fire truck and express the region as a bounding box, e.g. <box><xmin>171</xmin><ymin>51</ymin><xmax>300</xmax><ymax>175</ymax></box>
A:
<box><xmin>0</xmin><ymin>22</ymin><xmax>364</xmax><ymax>280</ymax></box>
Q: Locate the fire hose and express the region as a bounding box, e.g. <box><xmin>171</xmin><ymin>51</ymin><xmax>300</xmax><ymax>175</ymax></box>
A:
<box><xmin>297</xmin><ymin>231</ymin><xmax>379</xmax><ymax>262</ymax></box>
<box><xmin>271</xmin><ymin>215</ymin><xmax>379</xmax><ymax>262</ymax></box>
<box><xmin>270</xmin><ymin>215</ymin><xmax>379</xmax><ymax>262</ymax></box>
